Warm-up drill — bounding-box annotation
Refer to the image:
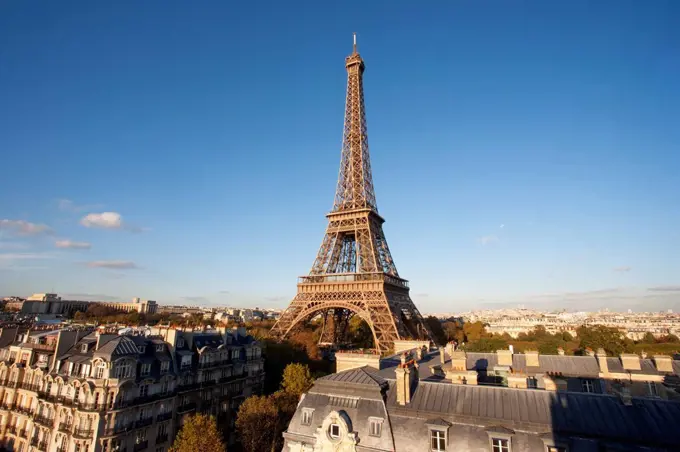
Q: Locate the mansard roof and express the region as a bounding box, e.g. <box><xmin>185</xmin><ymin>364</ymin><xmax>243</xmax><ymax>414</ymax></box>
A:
<box><xmin>318</xmin><ymin>366</ymin><xmax>387</xmax><ymax>387</ymax></box>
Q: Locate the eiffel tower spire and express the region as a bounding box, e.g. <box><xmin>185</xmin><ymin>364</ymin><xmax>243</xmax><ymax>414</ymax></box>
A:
<box><xmin>270</xmin><ymin>36</ymin><xmax>433</xmax><ymax>353</ymax></box>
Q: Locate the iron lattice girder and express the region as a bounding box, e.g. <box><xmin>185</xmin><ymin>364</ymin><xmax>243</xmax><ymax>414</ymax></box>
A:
<box><xmin>270</xmin><ymin>42</ymin><xmax>435</xmax><ymax>352</ymax></box>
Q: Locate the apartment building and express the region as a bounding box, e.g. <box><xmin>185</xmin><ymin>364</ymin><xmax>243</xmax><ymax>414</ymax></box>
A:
<box><xmin>0</xmin><ymin>325</ymin><xmax>264</xmax><ymax>452</ymax></box>
<box><xmin>283</xmin><ymin>344</ymin><xmax>680</xmax><ymax>451</ymax></box>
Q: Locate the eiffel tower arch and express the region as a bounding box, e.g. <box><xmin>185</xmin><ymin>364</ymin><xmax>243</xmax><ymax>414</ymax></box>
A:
<box><xmin>270</xmin><ymin>35</ymin><xmax>434</xmax><ymax>353</ymax></box>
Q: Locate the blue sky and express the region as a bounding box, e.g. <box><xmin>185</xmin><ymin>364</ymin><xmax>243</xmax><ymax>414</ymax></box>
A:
<box><xmin>1</xmin><ymin>1</ymin><xmax>679</xmax><ymax>312</ymax></box>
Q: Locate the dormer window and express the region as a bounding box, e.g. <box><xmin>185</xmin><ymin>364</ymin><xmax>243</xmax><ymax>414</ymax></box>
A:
<box><xmin>301</xmin><ymin>408</ymin><xmax>314</xmax><ymax>426</ymax></box>
<box><xmin>81</xmin><ymin>344</ymin><xmax>88</xmax><ymax>353</ymax></box>
<box><xmin>177</xmin><ymin>338</ymin><xmax>185</xmax><ymax>348</ymax></box>
<box><xmin>161</xmin><ymin>362</ymin><xmax>169</xmax><ymax>374</ymax></box>
<box><xmin>431</xmin><ymin>430</ymin><xmax>446</xmax><ymax>451</ymax></box>
<box><xmin>141</xmin><ymin>363</ymin><xmax>151</xmax><ymax>376</ymax></box>
<box><xmin>491</xmin><ymin>438</ymin><xmax>511</xmax><ymax>452</ymax></box>
<box><xmin>138</xmin><ymin>346</ymin><xmax>146</xmax><ymax>354</ymax></box>
<box><xmin>369</xmin><ymin>417</ymin><xmax>383</xmax><ymax>437</ymax></box>
<box><xmin>156</xmin><ymin>344</ymin><xmax>164</xmax><ymax>352</ymax></box>
<box><xmin>328</xmin><ymin>423</ymin><xmax>340</xmax><ymax>439</ymax></box>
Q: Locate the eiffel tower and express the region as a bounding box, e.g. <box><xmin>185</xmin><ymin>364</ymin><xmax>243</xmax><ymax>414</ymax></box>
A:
<box><xmin>270</xmin><ymin>35</ymin><xmax>433</xmax><ymax>353</ymax></box>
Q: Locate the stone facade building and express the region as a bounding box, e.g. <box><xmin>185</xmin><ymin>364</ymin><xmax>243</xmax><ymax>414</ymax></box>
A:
<box><xmin>282</xmin><ymin>346</ymin><xmax>680</xmax><ymax>451</ymax></box>
<box><xmin>0</xmin><ymin>325</ymin><xmax>263</xmax><ymax>452</ymax></box>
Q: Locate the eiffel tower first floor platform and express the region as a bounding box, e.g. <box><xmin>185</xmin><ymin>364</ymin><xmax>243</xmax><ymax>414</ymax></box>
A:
<box><xmin>269</xmin><ymin>272</ymin><xmax>434</xmax><ymax>353</ymax></box>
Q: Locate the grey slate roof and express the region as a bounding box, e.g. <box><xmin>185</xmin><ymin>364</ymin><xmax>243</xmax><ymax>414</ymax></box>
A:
<box><xmin>318</xmin><ymin>366</ymin><xmax>387</xmax><ymax>386</ymax></box>
<box><xmin>385</xmin><ymin>380</ymin><xmax>680</xmax><ymax>448</ymax></box>
<box><xmin>94</xmin><ymin>336</ymin><xmax>139</xmax><ymax>359</ymax></box>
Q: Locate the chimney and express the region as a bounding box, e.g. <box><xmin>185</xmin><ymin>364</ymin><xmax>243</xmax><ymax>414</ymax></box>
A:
<box><xmin>524</xmin><ymin>350</ymin><xmax>540</xmax><ymax>367</ymax></box>
<box><xmin>620</xmin><ymin>353</ymin><xmax>641</xmax><ymax>371</ymax></box>
<box><xmin>415</xmin><ymin>346</ymin><xmax>425</xmax><ymax>361</ymax></box>
<box><xmin>497</xmin><ymin>349</ymin><xmax>513</xmax><ymax>367</ymax></box>
<box><xmin>450</xmin><ymin>351</ymin><xmax>467</xmax><ymax>371</ymax></box>
<box><xmin>595</xmin><ymin>348</ymin><xmax>608</xmax><ymax>374</ymax></box>
<box><xmin>439</xmin><ymin>347</ymin><xmax>446</xmax><ymax>366</ymax></box>
<box><xmin>654</xmin><ymin>355</ymin><xmax>673</xmax><ymax>373</ymax></box>
<box><xmin>543</xmin><ymin>374</ymin><xmax>568</xmax><ymax>392</ymax></box>
<box><xmin>557</xmin><ymin>347</ymin><xmax>565</xmax><ymax>356</ymax></box>
<box><xmin>395</xmin><ymin>358</ymin><xmax>418</xmax><ymax>406</ymax></box>
<box><xmin>585</xmin><ymin>348</ymin><xmax>595</xmax><ymax>357</ymax></box>
<box><xmin>640</xmin><ymin>350</ymin><xmax>647</xmax><ymax>359</ymax></box>
<box><xmin>335</xmin><ymin>350</ymin><xmax>381</xmax><ymax>373</ymax></box>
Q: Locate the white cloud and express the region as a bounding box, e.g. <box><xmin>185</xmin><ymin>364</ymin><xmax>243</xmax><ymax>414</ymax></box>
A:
<box><xmin>87</xmin><ymin>260</ymin><xmax>137</xmax><ymax>270</ymax></box>
<box><xmin>55</xmin><ymin>239</ymin><xmax>91</xmax><ymax>250</ymax></box>
<box><xmin>613</xmin><ymin>266</ymin><xmax>631</xmax><ymax>272</ymax></box>
<box><xmin>0</xmin><ymin>219</ymin><xmax>53</xmax><ymax>236</ymax></box>
<box><xmin>479</xmin><ymin>235</ymin><xmax>499</xmax><ymax>245</ymax></box>
<box><xmin>80</xmin><ymin>212</ymin><xmax>123</xmax><ymax>229</ymax></box>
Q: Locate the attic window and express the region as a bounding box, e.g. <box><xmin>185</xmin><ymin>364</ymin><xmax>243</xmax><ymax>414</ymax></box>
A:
<box><xmin>177</xmin><ymin>338</ymin><xmax>185</xmax><ymax>348</ymax></box>
<box><xmin>581</xmin><ymin>379</ymin><xmax>594</xmax><ymax>393</ymax></box>
<box><xmin>301</xmin><ymin>408</ymin><xmax>314</xmax><ymax>426</ymax></box>
<box><xmin>81</xmin><ymin>344</ymin><xmax>88</xmax><ymax>353</ymax></box>
<box><xmin>369</xmin><ymin>417</ymin><xmax>383</xmax><ymax>437</ymax></box>
<box><xmin>138</xmin><ymin>346</ymin><xmax>146</xmax><ymax>354</ymax></box>
<box><xmin>328</xmin><ymin>423</ymin><xmax>340</xmax><ymax>439</ymax></box>
<box><xmin>492</xmin><ymin>438</ymin><xmax>511</xmax><ymax>452</ymax></box>
<box><xmin>156</xmin><ymin>344</ymin><xmax>164</xmax><ymax>352</ymax></box>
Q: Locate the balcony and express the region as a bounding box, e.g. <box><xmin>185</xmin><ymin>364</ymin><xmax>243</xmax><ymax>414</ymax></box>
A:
<box><xmin>103</xmin><ymin>424</ymin><xmax>131</xmax><ymax>436</ymax></box>
<box><xmin>198</xmin><ymin>360</ymin><xmax>229</xmax><ymax>369</ymax></box>
<box><xmin>134</xmin><ymin>417</ymin><xmax>153</xmax><ymax>429</ymax></box>
<box><xmin>6</xmin><ymin>425</ymin><xmax>17</xmax><ymax>435</ymax></box>
<box><xmin>176</xmin><ymin>402</ymin><xmax>196</xmax><ymax>413</ymax></box>
<box><xmin>18</xmin><ymin>382</ymin><xmax>40</xmax><ymax>392</ymax></box>
<box><xmin>1</xmin><ymin>402</ymin><xmax>14</xmax><ymax>410</ymax></box>
<box><xmin>58</xmin><ymin>422</ymin><xmax>73</xmax><ymax>433</ymax></box>
<box><xmin>298</xmin><ymin>271</ymin><xmax>410</xmax><ymax>288</ymax></box>
<box><xmin>74</xmin><ymin>428</ymin><xmax>95</xmax><ymax>439</ymax></box>
<box><xmin>34</xmin><ymin>414</ymin><xmax>54</xmax><ymax>427</ymax></box>
<box><xmin>37</xmin><ymin>441</ymin><xmax>48</xmax><ymax>451</ymax></box>
<box><xmin>18</xmin><ymin>428</ymin><xmax>28</xmax><ymax>438</ymax></box>
<box><xmin>133</xmin><ymin>440</ymin><xmax>148</xmax><ymax>452</ymax></box>
<box><xmin>14</xmin><ymin>405</ymin><xmax>33</xmax><ymax>416</ymax></box>
<box><xmin>156</xmin><ymin>411</ymin><xmax>173</xmax><ymax>422</ymax></box>
<box><xmin>156</xmin><ymin>433</ymin><xmax>169</xmax><ymax>444</ymax></box>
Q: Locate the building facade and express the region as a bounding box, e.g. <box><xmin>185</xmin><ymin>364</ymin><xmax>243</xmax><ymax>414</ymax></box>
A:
<box><xmin>283</xmin><ymin>346</ymin><xmax>680</xmax><ymax>451</ymax></box>
<box><xmin>0</xmin><ymin>325</ymin><xmax>264</xmax><ymax>452</ymax></box>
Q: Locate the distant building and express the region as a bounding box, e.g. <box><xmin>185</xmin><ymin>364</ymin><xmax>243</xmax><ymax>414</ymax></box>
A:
<box><xmin>95</xmin><ymin>297</ymin><xmax>158</xmax><ymax>314</ymax></box>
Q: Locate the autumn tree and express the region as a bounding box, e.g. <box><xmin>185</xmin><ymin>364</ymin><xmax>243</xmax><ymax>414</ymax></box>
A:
<box><xmin>169</xmin><ymin>413</ymin><xmax>226</xmax><ymax>452</ymax></box>
<box><xmin>425</xmin><ymin>316</ymin><xmax>446</xmax><ymax>345</ymax></box>
<box><xmin>282</xmin><ymin>362</ymin><xmax>315</xmax><ymax>396</ymax></box>
<box><xmin>236</xmin><ymin>395</ymin><xmax>280</xmax><ymax>452</ymax></box>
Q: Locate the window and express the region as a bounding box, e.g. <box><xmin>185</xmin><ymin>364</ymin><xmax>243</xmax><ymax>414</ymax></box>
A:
<box><xmin>138</xmin><ymin>346</ymin><xmax>146</xmax><ymax>354</ymax></box>
<box><xmin>492</xmin><ymin>438</ymin><xmax>510</xmax><ymax>452</ymax></box>
<box><xmin>161</xmin><ymin>362</ymin><xmax>169</xmax><ymax>373</ymax></box>
<box><xmin>646</xmin><ymin>381</ymin><xmax>658</xmax><ymax>397</ymax></box>
<box><xmin>328</xmin><ymin>423</ymin><xmax>340</xmax><ymax>439</ymax></box>
<box><xmin>156</xmin><ymin>345</ymin><xmax>164</xmax><ymax>352</ymax></box>
<box><xmin>430</xmin><ymin>430</ymin><xmax>446</xmax><ymax>451</ymax></box>
<box><xmin>141</xmin><ymin>364</ymin><xmax>151</xmax><ymax>376</ymax></box>
<box><xmin>81</xmin><ymin>344</ymin><xmax>88</xmax><ymax>353</ymax></box>
<box><xmin>369</xmin><ymin>418</ymin><xmax>382</xmax><ymax>437</ymax></box>
<box><xmin>526</xmin><ymin>377</ymin><xmax>538</xmax><ymax>389</ymax></box>
<box><xmin>115</xmin><ymin>362</ymin><xmax>132</xmax><ymax>379</ymax></box>
<box><xmin>177</xmin><ymin>338</ymin><xmax>185</xmax><ymax>348</ymax></box>
<box><xmin>139</xmin><ymin>385</ymin><xmax>149</xmax><ymax>398</ymax></box>
<box><xmin>95</xmin><ymin>363</ymin><xmax>106</xmax><ymax>379</ymax></box>
<box><xmin>546</xmin><ymin>447</ymin><xmax>567</xmax><ymax>452</ymax></box>
<box><xmin>301</xmin><ymin>409</ymin><xmax>313</xmax><ymax>426</ymax></box>
<box><xmin>581</xmin><ymin>379</ymin><xmax>594</xmax><ymax>393</ymax></box>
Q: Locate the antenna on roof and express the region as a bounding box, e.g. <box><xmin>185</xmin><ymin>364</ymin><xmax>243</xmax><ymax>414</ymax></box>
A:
<box><xmin>353</xmin><ymin>32</ymin><xmax>357</xmax><ymax>53</ymax></box>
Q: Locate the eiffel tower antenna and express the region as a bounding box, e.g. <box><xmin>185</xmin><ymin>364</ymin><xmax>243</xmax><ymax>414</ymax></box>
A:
<box><xmin>270</xmin><ymin>36</ymin><xmax>434</xmax><ymax>353</ymax></box>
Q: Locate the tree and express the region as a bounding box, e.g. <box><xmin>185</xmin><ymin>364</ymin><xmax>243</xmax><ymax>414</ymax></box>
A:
<box><xmin>465</xmin><ymin>337</ymin><xmax>508</xmax><ymax>353</ymax></box>
<box><xmin>169</xmin><ymin>413</ymin><xmax>226</xmax><ymax>452</ymax></box>
<box><xmin>236</xmin><ymin>395</ymin><xmax>279</xmax><ymax>452</ymax></box>
<box><xmin>347</xmin><ymin>316</ymin><xmax>374</xmax><ymax>348</ymax></box>
<box><xmin>425</xmin><ymin>316</ymin><xmax>446</xmax><ymax>345</ymax></box>
<box><xmin>462</xmin><ymin>321</ymin><xmax>488</xmax><ymax>342</ymax></box>
<box><xmin>576</xmin><ymin>325</ymin><xmax>631</xmax><ymax>356</ymax></box>
<box><xmin>641</xmin><ymin>332</ymin><xmax>657</xmax><ymax>344</ymax></box>
<box><xmin>282</xmin><ymin>363</ymin><xmax>314</xmax><ymax>397</ymax></box>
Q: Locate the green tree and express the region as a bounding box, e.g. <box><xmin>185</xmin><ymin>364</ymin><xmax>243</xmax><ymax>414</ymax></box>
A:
<box><xmin>236</xmin><ymin>395</ymin><xmax>280</xmax><ymax>452</ymax></box>
<box><xmin>347</xmin><ymin>316</ymin><xmax>375</xmax><ymax>348</ymax></box>
<box><xmin>641</xmin><ymin>332</ymin><xmax>657</xmax><ymax>344</ymax></box>
<box><xmin>282</xmin><ymin>363</ymin><xmax>314</xmax><ymax>397</ymax></box>
<box><xmin>169</xmin><ymin>413</ymin><xmax>226</xmax><ymax>452</ymax></box>
<box><xmin>465</xmin><ymin>336</ymin><xmax>508</xmax><ymax>352</ymax></box>
<box><xmin>577</xmin><ymin>325</ymin><xmax>631</xmax><ymax>355</ymax></box>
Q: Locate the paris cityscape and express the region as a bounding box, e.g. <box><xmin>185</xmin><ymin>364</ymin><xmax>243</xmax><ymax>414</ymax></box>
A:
<box><xmin>1</xmin><ymin>2</ymin><xmax>679</xmax><ymax>452</ymax></box>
